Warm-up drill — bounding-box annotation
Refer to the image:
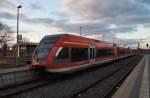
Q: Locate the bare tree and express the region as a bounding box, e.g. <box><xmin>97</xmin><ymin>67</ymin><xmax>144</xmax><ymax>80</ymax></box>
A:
<box><xmin>2</xmin><ymin>43</ymin><xmax>8</xmax><ymax>57</ymax></box>
<box><xmin>0</xmin><ymin>22</ymin><xmax>14</xmax><ymax>45</ymax></box>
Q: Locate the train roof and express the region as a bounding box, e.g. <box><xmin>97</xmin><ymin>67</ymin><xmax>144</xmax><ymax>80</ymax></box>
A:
<box><xmin>43</xmin><ymin>34</ymin><xmax>135</xmax><ymax>49</ymax></box>
<box><xmin>43</xmin><ymin>34</ymin><xmax>67</xmax><ymax>39</ymax></box>
<box><xmin>44</xmin><ymin>34</ymin><xmax>113</xmax><ymax>45</ymax></box>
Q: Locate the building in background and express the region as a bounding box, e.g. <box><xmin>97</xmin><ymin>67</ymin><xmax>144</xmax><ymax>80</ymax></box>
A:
<box><xmin>12</xmin><ymin>42</ymin><xmax>38</xmax><ymax>64</ymax></box>
<box><xmin>0</xmin><ymin>42</ymin><xmax>37</xmax><ymax>66</ymax></box>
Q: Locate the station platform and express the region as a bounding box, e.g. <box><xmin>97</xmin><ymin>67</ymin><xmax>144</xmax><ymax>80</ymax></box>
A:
<box><xmin>112</xmin><ymin>54</ymin><xmax>150</xmax><ymax>98</ymax></box>
<box><xmin>0</xmin><ymin>65</ymin><xmax>31</xmax><ymax>74</ymax></box>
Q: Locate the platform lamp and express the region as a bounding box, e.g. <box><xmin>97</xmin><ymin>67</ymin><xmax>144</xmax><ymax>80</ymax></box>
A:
<box><xmin>16</xmin><ymin>5</ymin><xmax>22</xmax><ymax>66</ymax></box>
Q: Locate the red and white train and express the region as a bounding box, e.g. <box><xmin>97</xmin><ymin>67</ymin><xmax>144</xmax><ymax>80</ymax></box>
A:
<box><xmin>32</xmin><ymin>34</ymin><xmax>136</xmax><ymax>73</ymax></box>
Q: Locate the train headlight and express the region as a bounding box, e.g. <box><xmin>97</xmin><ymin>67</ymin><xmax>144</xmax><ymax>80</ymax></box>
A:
<box><xmin>38</xmin><ymin>60</ymin><xmax>46</xmax><ymax>64</ymax></box>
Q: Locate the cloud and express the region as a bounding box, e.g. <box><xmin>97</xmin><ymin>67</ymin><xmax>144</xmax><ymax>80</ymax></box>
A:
<box><xmin>139</xmin><ymin>0</ymin><xmax>150</xmax><ymax>4</ymax></box>
<box><xmin>1</xmin><ymin>0</ymin><xmax>148</xmax><ymax>36</ymax></box>
<box><xmin>0</xmin><ymin>11</ymin><xmax>54</xmax><ymax>26</ymax></box>
<box><xmin>23</xmin><ymin>17</ymin><xmax>55</xmax><ymax>25</ymax></box>
<box><xmin>30</xmin><ymin>2</ymin><xmax>44</xmax><ymax>10</ymax></box>
<box><xmin>63</xmin><ymin>0</ymin><xmax>150</xmax><ymax>22</ymax></box>
<box><xmin>46</xmin><ymin>0</ymin><xmax>148</xmax><ymax>43</ymax></box>
<box><xmin>111</xmin><ymin>25</ymin><xmax>137</xmax><ymax>33</ymax></box>
<box><xmin>62</xmin><ymin>0</ymin><xmax>150</xmax><ymax>28</ymax></box>
<box><xmin>0</xmin><ymin>12</ymin><xmax>16</xmax><ymax>20</ymax></box>
<box><xmin>51</xmin><ymin>19</ymin><xmax>138</xmax><ymax>37</ymax></box>
<box><xmin>117</xmin><ymin>39</ymin><xmax>143</xmax><ymax>46</ymax></box>
<box><xmin>0</xmin><ymin>0</ymin><xmax>16</xmax><ymax>11</ymax></box>
<box><xmin>0</xmin><ymin>0</ymin><xmax>149</xmax><ymax>46</ymax></box>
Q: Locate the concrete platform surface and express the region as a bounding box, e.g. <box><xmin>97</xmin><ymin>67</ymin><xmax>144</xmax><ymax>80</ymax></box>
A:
<box><xmin>112</xmin><ymin>55</ymin><xmax>150</xmax><ymax>98</ymax></box>
<box><xmin>0</xmin><ymin>65</ymin><xmax>31</xmax><ymax>74</ymax></box>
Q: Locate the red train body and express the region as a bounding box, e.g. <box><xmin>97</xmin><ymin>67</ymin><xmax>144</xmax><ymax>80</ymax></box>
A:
<box><xmin>32</xmin><ymin>34</ymin><xmax>136</xmax><ymax>73</ymax></box>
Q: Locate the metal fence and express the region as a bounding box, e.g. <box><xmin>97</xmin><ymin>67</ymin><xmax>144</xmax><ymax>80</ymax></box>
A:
<box><xmin>0</xmin><ymin>50</ymin><xmax>32</xmax><ymax>67</ymax></box>
<box><xmin>0</xmin><ymin>56</ymin><xmax>29</xmax><ymax>67</ymax></box>
<box><xmin>0</xmin><ymin>43</ymin><xmax>37</xmax><ymax>67</ymax></box>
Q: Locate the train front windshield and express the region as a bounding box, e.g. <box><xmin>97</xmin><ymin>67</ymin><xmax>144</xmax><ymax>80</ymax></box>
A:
<box><xmin>34</xmin><ymin>35</ymin><xmax>62</xmax><ymax>60</ymax></box>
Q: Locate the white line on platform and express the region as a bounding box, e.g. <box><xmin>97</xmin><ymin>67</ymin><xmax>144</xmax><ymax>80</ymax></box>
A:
<box><xmin>139</xmin><ymin>55</ymin><xmax>150</xmax><ymax>98</ymax></box>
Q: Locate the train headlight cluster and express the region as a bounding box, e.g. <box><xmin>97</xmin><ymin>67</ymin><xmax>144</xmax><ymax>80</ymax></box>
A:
<box><xmin>38</xmin><ymin>60</ymin><xmax>46</xmax><ymax>64</ymax></box>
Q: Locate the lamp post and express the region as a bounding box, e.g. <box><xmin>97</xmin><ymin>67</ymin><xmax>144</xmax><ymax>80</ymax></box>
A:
<box><xmin>80</xmin><ymin>26</ymin><xmax>82</xmax><ymax>36</ymax></box>
<box><xmin>102</xmin><ymin>34</ymin><xmax>104</xmax><ymax>41</ymax></box>
<box><xmin>16</xmin><ymin>5</ymin><xmax>22</xmax><ymax>66</ymax></box>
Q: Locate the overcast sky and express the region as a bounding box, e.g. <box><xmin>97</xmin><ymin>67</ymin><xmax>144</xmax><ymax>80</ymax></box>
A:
<box><xmin>0</xmin><ymin>0</ymin><xmax>150</xmax><ymax>48</ymax></box>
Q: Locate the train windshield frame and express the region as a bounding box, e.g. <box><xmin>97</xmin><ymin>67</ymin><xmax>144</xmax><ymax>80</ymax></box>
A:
<box><xmin>35</xmin><ymin>35</ymin><xmax>63</xmax><ymax>60</ymax></box>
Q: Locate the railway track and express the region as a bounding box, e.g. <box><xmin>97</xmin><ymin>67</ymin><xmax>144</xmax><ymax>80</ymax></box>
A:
<box><xmin>0</xmin><ymin>55</ymin><xmax>143</xmax><ymax>98</ymax></box>
<box><xmin>71</xmin><ymin>55</ymin><xmax>142</xmax><ymax>98</ymax></box>
<box><xmin>0</xmin><ymin>74</ymin><xmax>59</xmax><ymax>98</ymax></box>
<box><xmin>0</xmin><ymin>71</ymin><xmax>73</xmax><ymax>98</ymax></box>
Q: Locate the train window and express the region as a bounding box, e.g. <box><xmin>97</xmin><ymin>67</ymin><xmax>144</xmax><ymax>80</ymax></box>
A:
<box><xmin>90</xmin><ymin>48</ymin><xmax>93</xmax><ymax>59</ymax></box>
<box><xmin>54</xmin><ymin>47</ymin><xmax>70</xmax><ymax>64</ymax></box>
<box><xmin>35</xmin><ymin>43</ymin><xmax>54</xmax><ymax>60</ymax></box>
<box><xmin>41</xmin><ymin>35</ymin><xmax>62</xmax><ymax>44</ymax></box>
<box><xmin>119</xmin><ymin>50</ymin><xmax>126</xmax><ymax>55</ymax></box>
<box><xmin>96</xmin><ymin>49</ymin><xmax>113</xmax><ymax>57</ymax></box>
<box><xmin>71</xmin><ymin>48</ymin><xmax>88</xmax><ymax>62</ymax></box>
<box><xmin>35</xmin><ymin>35</ymin><xmax>63</xmax><ymax>60</ymax></box>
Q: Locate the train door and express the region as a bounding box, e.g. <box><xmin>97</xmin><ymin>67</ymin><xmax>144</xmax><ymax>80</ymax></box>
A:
<box><xmin>89</xmin><ymin>45</ymin><xmax>96</xmax><ymax>64</ymax></box>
